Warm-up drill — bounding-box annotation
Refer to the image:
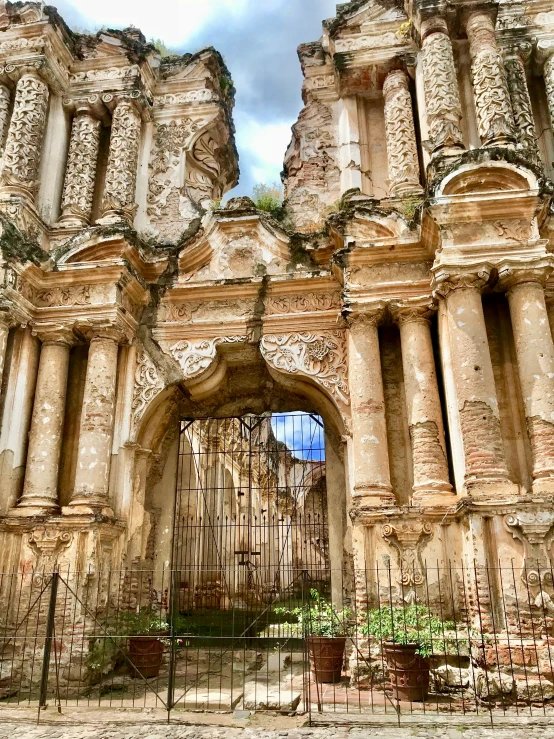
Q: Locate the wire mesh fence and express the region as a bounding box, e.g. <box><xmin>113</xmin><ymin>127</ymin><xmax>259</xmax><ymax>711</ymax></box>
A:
<box><xmin>1</xmin><ymin>563</ymin><xmax>554</xmax><ymax>725</ymax></box>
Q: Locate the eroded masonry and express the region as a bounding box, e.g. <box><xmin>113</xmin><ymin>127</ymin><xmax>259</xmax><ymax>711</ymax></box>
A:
<box><xmin>1</xmin><ymin>0</ymin><xmax>554</xmax><ymax>682</ymax></box>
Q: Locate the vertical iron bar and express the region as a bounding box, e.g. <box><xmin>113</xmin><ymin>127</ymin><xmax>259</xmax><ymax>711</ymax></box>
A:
<box><xmin>38</xmin><ymin>571</ymin><xmax>59</xmax><ymax>714</ymax></box>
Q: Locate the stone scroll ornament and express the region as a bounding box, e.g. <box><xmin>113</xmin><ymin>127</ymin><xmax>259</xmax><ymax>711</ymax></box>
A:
<box><xmin>130</xmin><ymin>349</ymin><xmax>165</xmax><ymax>437</ymax></box>
<box><xmin>505</xmin><ymin>512</ymin><xmax>554</xmax><ymax>586</ymax></box>
<box><xmin>382</xmin><ymin>522</ymin><xmax>433</xmax><ymax>590</ymax></box>
<box><xmin>260</xmin><ymin>331</ymin><xmax>350</xmax><ymax>406</ymax></box>
<box><xmin>28</xmin><ymin>529</ymin><xmax>72</xmax><ymax>582</ymax></box>
<box><xmin>169</xmin><ymin>336</ymin><xmax>247</xmax><ymax>381</ymax></box>
<box><xmin>2</xmin><ymin>74</ymin><xmax>49</xmax><ymax>191</ymax></box>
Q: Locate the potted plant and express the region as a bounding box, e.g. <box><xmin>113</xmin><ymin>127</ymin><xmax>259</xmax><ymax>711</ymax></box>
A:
<box><xmin>119</xmin><ymin>609</ymin><xmax>169</xmax><ymax>679</ymax></box>
<box><xmin>361</xmin><ymin>604</ymin><xmax>454</xmax><ymax>702</ymax></box>
<box><xmin>276</xmin><ymin>589</ymin><xmax>352</xmax><ymax>683</ymax></box>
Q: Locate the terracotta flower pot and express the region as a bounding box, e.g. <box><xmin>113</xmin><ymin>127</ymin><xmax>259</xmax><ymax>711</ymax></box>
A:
<box><xmin>307</xmin><ymin>635</ymin><xmax>346</xmax><ymax>683</ymax></box>
<box><xmin>128</xmin><ymin>635</ymin><xmax>165</xmax><ymax>678</ymax></box>
<box><xmin>384</xmin><ymin>642</ymin><xmax>430</xmax><ymax>702</ymax></box>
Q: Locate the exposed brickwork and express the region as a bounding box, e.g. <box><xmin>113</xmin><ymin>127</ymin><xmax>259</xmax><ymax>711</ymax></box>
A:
<box><xmin>459</xmin><ymin>401</ymin><xmax>510</xmax><ymax>485</ymax></box>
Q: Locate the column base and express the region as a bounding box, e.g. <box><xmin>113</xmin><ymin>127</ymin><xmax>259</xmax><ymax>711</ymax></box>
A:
<box><xmin>532</xmin><ymin>477</ymin><xmax>554</xmax><ymax>495</ymax></box>
<box><xmin>352</xmin><ymin>486</ymin><xmax>396</xmax><ymax>508</ymax></box>
<box><xmin>7</xmin><ymin>504</ymin><xmax>59</xmax><ymax>518</ymax></box>
<box><xmin>411</xmin><ymin>490</ymin><xmax>459</xmax><ymax>507</ymax></box>
<box><xmin>466</xmin><ymin>480</ymin><xmax>520</xmax><ymax>500</ymax></box>
<box><xmin>62</xmin><ymin>503</ymin><xmax>115</xmax><ymax>518</ymax></box>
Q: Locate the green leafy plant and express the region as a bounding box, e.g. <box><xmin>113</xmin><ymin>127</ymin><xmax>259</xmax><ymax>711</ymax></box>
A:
<box><xmin>275</xmin><ymin>589</ymin><xmax>352</xmax><ymax>637</ymax></box>
<box><xmin>252</xmin><ymin>182</ymin><xmax>284</xmax><ymax>218</ymax></box>
<box><xmin>360</xmin><ymin>604</ymin><xmax>455</xmax><ymax>658</ymax></box>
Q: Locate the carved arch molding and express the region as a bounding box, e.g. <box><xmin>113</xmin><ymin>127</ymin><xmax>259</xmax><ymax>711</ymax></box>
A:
<box><xmin>130</xmin><ymin>330</ymin><xmax>350</xmax><ymax>438</ymax></box>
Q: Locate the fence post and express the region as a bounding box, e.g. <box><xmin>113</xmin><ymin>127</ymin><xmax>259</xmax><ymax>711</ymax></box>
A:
<box><xmin>166</xmin><ymin>568</ymin><xmax>179</xmax><ymax>719</ymax></box>
<box><xmin>39</xmin><ymin>570</ymin><xmax>59</xmax><ymax>708</ymax></box>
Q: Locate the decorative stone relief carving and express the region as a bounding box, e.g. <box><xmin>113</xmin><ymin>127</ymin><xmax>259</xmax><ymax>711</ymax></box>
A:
<box><xmin>146</xmin><ymin>118</ymin><xmax>206</xmax><ymax>242</ymax></box>
<box><xmin>260</xmin><ymin>331</ymin><xmax>350</xmax><ymax>406</ymax></box>
<box><xmin>158</xmin><ymin>298</ymin><xmax>255</xmax><ymax>323</ymax></box>
<box><xmin>1</xmin><ymin>73</ymin><xmax>49</xmax><ymax>194</ymax></box>
<box><xmin>0</xmin><ymin>83</ymin><xmax>10</xmax><ymax>152</ymax></box>
<box><xmin>28</xmin><ymin>528</ymin><xmax>72</xmax><ymax>575</ymax></box>
<box><xmin>504</xmin><ymin>44</ymin><xmax>538</xmax><ymax>159</ymax></box>
<box><xmin>382</xmin><ymin>521</ymin><xmax>433</xmax><ymax>588</ymax></box>
<box><xmin>466</xmin><ymin>12</ymin><xmax>515</xmax><ymax>145</ymax></box>
<box><xmin>60</xmin><ymin>112</ymin><xmax>101</xmax><ymax>224</ymax></box>
<box><xmin>421</xmin><ymin>22</ymin><xmax>464</xmax><ymax>153</ymax></box>
<box><xmin>25</xmin><ymin>285</ymin><xmax>92</xmax><ymax>307</ymax></box>
<box><xmin>543</xmin><ymin>54</ymin><xmax>554</xmax><ymax>130</ymax></box>
<box><xmin>494</xmin><ymin>219</ymin><xmax>533</xmax><ymax>242</ymax></box>
<box><xmin>505</xmin><ymin>512</ymin><xmax>554</xmax><ymax>586</ymax></box>
<box><xmin>264</xmin><ymin>292</ymin><xmax>341</xmax><ymax>315</ymax></box>
<box><xmin>101</xmin><ymin>100</ymin><xmax>142</xmax><ymax>221</ymax></box>
<box><xmin>131</xmin><ymin>348</ymin><xmax>165</xmax><ymax>434</ymax></box>
<box><xmin>382</xmin><ymin>70</ymin><xmax>422</xmax><ymax>195</ymax></box>
<box><xmin>169</xmin><ymin>336</ymin><xmax>246</xmax><ymax>380</ymax></box>
<box><xmin>155</xmin><ymin>89</ymin><xmax>219</xmax><ymax>107</ymax></box>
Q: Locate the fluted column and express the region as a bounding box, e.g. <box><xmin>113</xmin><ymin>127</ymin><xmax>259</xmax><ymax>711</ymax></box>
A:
<box><xmin>499</xmin><ymin>264</ymin><xmax>554</xmax><ymax>492</ymax></box>
<box><xmin>65</xmin><ymin>329</ymin><xmax>122</xmax><ymax>515</ymax></box>
<box><xmin>100</xmin><ymin>100</ymin><xmax>141</xmax><ymax>224</ymax></box>
<box><xmin>0</xmin><ymin>71</ymin><xmax>49</xmax><ymax>199</ymax></box>
<box><xmin>382</xmin><ymin>69</ymin><xmax>423</xmax><ymax>196</ymax></box>
<box><xmin>466</xmin><ymin>11</ymin><xmax>515</xmax><ymax>146</ymax></box>
<box><xmin>433</xmin><ymin>270</ymin><xmax>516</xmax><ymax>495</ymax></box>
<box><xmin>11</xmin><ymin>328</ymin><xmax>74</xmax><ymax>515</ymax></box>
<box><xmin>59</xmin><ymin>108</ymin><xmax>102</xmax><ymax>226</ymax></box>
<box><xmin>347</xmin><ymin>310</ymin><xmax>395</xmax><ymax>507</ymax></box>
<box><xmin>394</xmin><ymin>304</ymin><xmax>455</xmax><ymax>505</ymax></box>
<box><xmin>421</xmin><ymin>18</ymin><xmax>464</xmax><ymax>155</ymax></box>
<box><xmin>503</xmin><ymin>43</ymin><xmax>539</xmax><ymax>159</ymax></box>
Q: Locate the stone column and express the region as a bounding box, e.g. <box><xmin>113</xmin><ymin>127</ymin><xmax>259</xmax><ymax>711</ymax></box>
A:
<box><xmin>543</xmin><ymin>50</ymin><xmax>554</xmax><ymax>132</ymax></box>
<box><xmin>503</xmin><ymin>43</ymin><xmax>539</xmax><ymax>159</ymax></box>
<box><xmin>382</xmin><ymin>69</ymin><xmax>423</xmax><ymax>196</ymax></box>
<box><xmin>466</xmin><ymin>11</ymin><xmax>515</xmax><ymax>146</ymax></box>
<box><xmin>0</xmin><ymin>311</ymin><xmax>12</xmax><ymax>389</ymax></box>
<box><xmin>0</xmin><ymin>72</ymin><xmax>49</xmax><ymax>199</ymax></box>
<box><xmin>0</xmin><ymin>84</ymin><xmax>11</xmax><ymax>151</ymax></box>
<box><xmin>433</xmin><ymin>270</ymin><xmax>516</xmax><ymax>495</ymax></box>
<box><xmin>12</xmin><ymin>328</ymin><xmax>74</xmax><ymax>515</ymax></box>
<box><xmin>421</xmin><ymin>18</ymin><xmax>464</xmax><ymax>155</ymax></box>
<box><xmin>499</xmin><ymin>265</ymin><xmax>554</xmax><ymax>493</ymax></box>
<box><xmin>100</xmin><ymin>100</ymin><xmax>141</xmax><ymax>223</ymax></box>
<box><xmin>65</xmin><ymin>329</ymin><xmax>122</xmax><ymax>515</ymax></box>
<box><xmin>394</xmin><ymin>304</ymin><xmax>455</xmax><ymax>504</ymax></box>
<box><xmin>347</xmin><ymin>310</ymin><xmax>395</xmax><ymax>507</ymax></box>
<box><xmin>59</xmin><ymin>108</ymin><xmax>102</xmax><ymax>226</ymax></box>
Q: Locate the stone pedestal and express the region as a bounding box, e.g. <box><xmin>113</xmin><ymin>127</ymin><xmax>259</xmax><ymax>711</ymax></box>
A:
<box><xmin>382</xmin><ymin>69</ymin><xmax>423</xmax><ymax>196</ymax></box>
<box><xmin>501</xmin><ymin>270</ymin><xmax>554</xmax><ymax>493</ymax></box>
<box><xmin>65</xmin><ymin>331</ymin><xmax>121</xmax><ymax>516</ymax></box>
<box><xmin>11</xmin><ymin>331</ymin><xmax>74</xmax><ymax>515</ymax></box>
<box><xmin>347</xmin><ymin>312</ymin><xmax>394</xmax><ymax>507</ymax></box>
<box><xmin>421</xmin><ymin>18</ymin><xmax>464</xmax><ymax>155</ymax></box>
<box><xmin>395</xmin><ymin>305</ymin><xmax>455</xmax><ymax>505</ymax></box>
<box><xmin>434</xmin><ymin>272</ymin><xmax>516</xmax><ymax>496</ymax></box>
<box><xmin>466</xmin><ymin>11</ymin><xmax>515</xmax><ymax>146</ymax></box>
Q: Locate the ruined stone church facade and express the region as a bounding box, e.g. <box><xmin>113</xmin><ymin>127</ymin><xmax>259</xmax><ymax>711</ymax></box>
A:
<box><xmin>0</xmin><ymin>0</ymin><xmax>553</xmax><ymax>607</ymax></box>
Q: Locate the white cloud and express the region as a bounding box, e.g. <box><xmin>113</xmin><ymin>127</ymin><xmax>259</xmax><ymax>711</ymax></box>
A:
<box><xmin>235</xmin><ymin>114</ymin><xmax>292</xmax><ymax>188</ymax></box>
<box><xmin>65</xmin><ymin>0</ymin><xmax>250</xmax><ymax>46</ymax></box>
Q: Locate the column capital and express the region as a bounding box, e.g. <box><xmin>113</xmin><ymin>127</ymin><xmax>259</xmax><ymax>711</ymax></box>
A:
<box><xmin>536</xmin><ymin>39</ymin><xmax>554</xmax><ymax>70</ymax></box>
<box><xmin>391</xmin><ymin>300</ymin><xmax>436</xmax><ymax>326</ymax></box>
<box><xmin>345</xmin><ymin>302</ymin><xmax>386</xmax><ymax>328</ymax></box>
<box><xmin>31</xmin><ymin>323</ymin><xmax>78</xmax><ymax>347</ymax></box>
<box><xmin>420</xmin><ymin>16</ymin><xmax>448</xmax><ymax>40</ymax></box>
<box><xmin>77</xmin><ymin>321</ymin><xmax>132</xmax><ymax>345</ymax></box>
<box><xmin>0</xmin><ymin>308</ymin><xmax>15</xmax><ymax>330</ymax></box>
<box><xmin>497</xmin><ymin>259</ymin><xmax>554</xmax><ymax>292</ymax></box>
<box><xmin>432</xmin><ymin>265</ymin><xmax>492</xmax><ymax>298</ymax></box>
<box><xmin>465</xmin><ymin>10</ymin><xmax>496</xmax><ymax>45</ymax></box>
<box><xmin>502</xmin><ymin>40</ymin><xmax>533</xmax><ymax>64</ymax></box>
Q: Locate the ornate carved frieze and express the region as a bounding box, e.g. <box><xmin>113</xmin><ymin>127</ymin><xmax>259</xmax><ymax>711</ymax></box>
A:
<box><xmin>169</xmin><ymin>336</ymin><xmax>246</xmax><ymax>380</ymax></box>
<box><xmin>260</xmin><ymin>330</ymin><xmax>349</xmax><ymax>406</ymax></box>
<box><xmin>421</xmin><ymin>20</ymin><xmax>464</xmax><ymax>153</ymax></box>
<box><xmin>382</xmin><ymin>70</ymin><xmax>422</xmax><ymax>196</ymax></box>
<box><xmin>382</xmin><ymin>521</ymin><xmax>433</xmax><ymax>588</ymax></box>
<box><xmin>131</xmin><ymin>348</ymin><xmax>165</xmax><ymax>434</ymax></box>
<box><xmin>101</xmin><ymin>100</ymin><xmax>142</xmax><ymax>221</ymax></box>
<box><xmin>60</xmin><ymin>111</ymin><xmax>101</xmax><ymax>224</ymax></box>
<box><xmin>154</xmin><ymin>89</ymin><xmax>219</xmax><ymax>107</ymax></box>
<box><xmin>1</xmin><ymin>73</ymin><xmax>49</xmax><ymax>195</ymax></box>
<box><xmin>506</xmin><ymin>512</ymin><xmax>554</xmax><ymax>586</ymax></box>
<box><xmin>466</xmin><ymin>12</ymin><xmax>515</xmax><ymax>146</ymax></box>
<box><xmin>264</xmin><ymin>292</ymin><xmax>341</xmax><ymax>316</ymax></box>
<box><xmin>17</xmin><ymin>283</ymin><xmax>100</xmax><ymax>307</ymax></box>
<box><xmin>158</xmin><ymin>298</ymin><xmax>255</xmax><ymax>323</ymax></box>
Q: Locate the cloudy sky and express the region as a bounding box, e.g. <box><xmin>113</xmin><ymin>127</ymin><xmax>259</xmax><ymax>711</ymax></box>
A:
<box><xmin>52</xmin><ymin>0</ymin><xmax>339</xmax><ymax>198</ymax></box>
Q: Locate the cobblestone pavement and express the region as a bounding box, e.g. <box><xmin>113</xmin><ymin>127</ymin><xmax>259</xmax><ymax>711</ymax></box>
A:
<box><xmin>1</xmin><ymin>722</ymin><xmax>554</xmax><ymax>738</ymax></box>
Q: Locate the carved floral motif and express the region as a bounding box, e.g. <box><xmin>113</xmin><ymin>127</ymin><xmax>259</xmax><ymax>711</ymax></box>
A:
<box><xmin>101</xmin><ymin>101</ymin><xmax>142</xmax><ymax>220</ymax></box>
<box><xmin>382</xmin><ymin>521</ymin><xmax>433</xmax><ymax>588</ymax></box>
<box><xmin>265</xmin><ymin>292</ymin><xmax>341</xmax><ymax>315</ymax></box>
<box><xmin>60</xmin><ymin>112</ymin><xmax>101</xmax><ymax>223</ymax></box>
<box><xmin>506</xmin><ymin>512</ymin><xmax>554</xmax><ymax>586</ymax></box>
<box><xmin>466</xmin><ymin>13</ymin><xmax>515</xmax><ymax>145</ymax></box>
<box><xmin>131</xmin><ymin>349</ymin><xmax>165</xmax><ymax>433</ymax></box>
<box><xmin>20</xmin><ymin>284</ymin><xmax>93</xmax><ymax>307</ymax></box>
<box><xmin>260</xmin><ymin>331</ymin><xmax>350</xmax><ymax>406</ymax></box>
<box><xmin>2</xmin><ymin>73</ymin><xmax>49</xmax><ymax>192</ymax></box>
<box><xmin>422</xmin><ymin>29</ymin><xmax>464</xmax><ymax>152</ymax></box>
<box><xmin>159</xmin><ymin>298</ymin><xmax>254</xmax><ymax>323</ymax></box>
<box><xmin>382</xmin><ymin>70</ymin><xmax>422</xmax><ymax>195</ymax></box>
<box><xmin>169</xmin><ymin>336</ymin><xmax>246</xmax><ymax>380</ymax></box>
<box><xmin>544</xmin><ymin>56</ymin><xmax>554</xmax><ymax>132</ymax></box>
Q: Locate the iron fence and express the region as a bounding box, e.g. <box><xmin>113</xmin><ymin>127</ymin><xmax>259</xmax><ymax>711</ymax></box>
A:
<box><xmin>1</xmin><ymin>564</ymin><xmax>554</xmax><ymax>726</ymax></box>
